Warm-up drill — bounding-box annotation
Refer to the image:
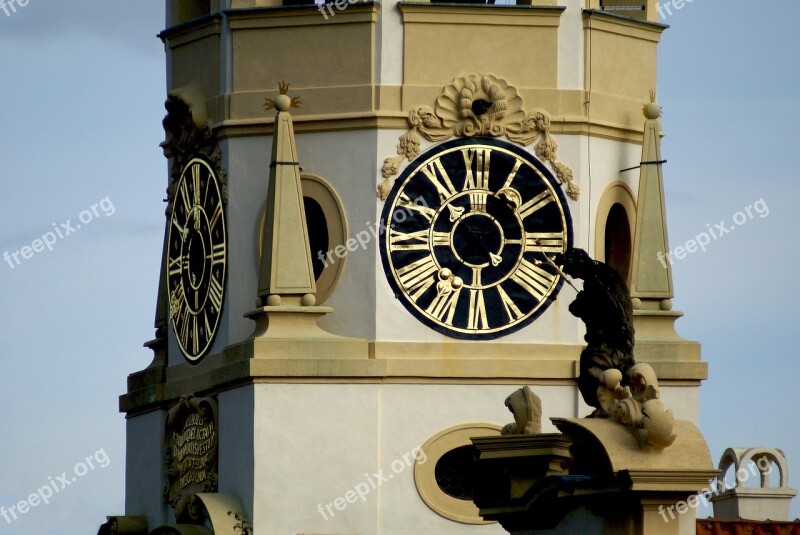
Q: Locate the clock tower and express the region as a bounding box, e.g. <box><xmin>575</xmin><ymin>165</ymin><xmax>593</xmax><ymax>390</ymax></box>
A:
<box><xmin>110</xmin><ymin>1</ymin><xmax>706</xmax><ymax>533</ymax></box>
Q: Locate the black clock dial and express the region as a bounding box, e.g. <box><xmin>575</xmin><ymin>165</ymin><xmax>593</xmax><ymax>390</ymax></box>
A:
<box><xmin>167</xmin><ymin>156</ymin><xmax>227</xmax><ymax>361</ymax></box>
<box><xmin>380</xmin><ymin>137</ymin><xmax>572</xmax><ymax>340</ymax></box>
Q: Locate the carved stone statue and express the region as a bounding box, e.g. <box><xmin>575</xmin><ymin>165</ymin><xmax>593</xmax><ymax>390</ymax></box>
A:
<box><xmin>556</xmin><ymin>248</ymin><xmax>635</xmax><ymax>416</ymax></box>
<box><xmin>556</xmin><ymin>248</ymin><xmax>676</xmax><ymax>450</ymax></box>
<box><xmin>502</xmin><ymin>386</ymin><xmax>542</xmax><ymax>435</ymax></box>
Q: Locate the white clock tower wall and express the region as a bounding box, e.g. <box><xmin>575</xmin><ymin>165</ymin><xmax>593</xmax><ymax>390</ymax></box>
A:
<box><xmin>289</xmin><ymin>129</ymin><xmax>382</xmax><ymax>340</ymax></box>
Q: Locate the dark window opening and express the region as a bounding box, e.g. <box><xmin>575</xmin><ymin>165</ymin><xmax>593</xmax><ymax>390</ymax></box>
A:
<box><xmin>304</xmin><ymin>197</ymin><xmax>329</xmax><ymax>281</ymax></box>
<box><xmin>604</xmin><ymin>203</ymin><xmax>631</xmax><ymax>283</ymax></box>
<box><xmin>435</xmin><ymin>446</ymin><xmax>478</xmax><ymax>501</ymax></box>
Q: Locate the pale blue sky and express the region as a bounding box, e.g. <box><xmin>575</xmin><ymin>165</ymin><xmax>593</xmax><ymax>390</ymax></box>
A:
<box><xmin>0</xmin><ymin>0</ymin><xmax>798</xmax><ymax>533</ymax></box>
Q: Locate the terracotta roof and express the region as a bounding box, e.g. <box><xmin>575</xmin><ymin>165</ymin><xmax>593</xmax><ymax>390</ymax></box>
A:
<box><xmin>696</xmin><ymin>518</ymin><xmax>800</xmax><ymax>535</ymax></box>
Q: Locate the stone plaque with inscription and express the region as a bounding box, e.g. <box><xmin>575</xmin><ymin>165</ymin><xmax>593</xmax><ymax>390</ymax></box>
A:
<box><xmin>163</xmin><ymin>395</ymin><xmax>218</xmax><ymax>509</ymax></box>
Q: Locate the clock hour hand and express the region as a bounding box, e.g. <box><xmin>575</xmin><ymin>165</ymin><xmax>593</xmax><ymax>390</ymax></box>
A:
<box><xmin>459</xmin><ymin>217</ymin><xmax>500</xmax><ymax>266</ymax></box>
<box><xmin>172</xmin><ymin>218</ymin><xmax>189</xmax><ymax>241</ymax></box>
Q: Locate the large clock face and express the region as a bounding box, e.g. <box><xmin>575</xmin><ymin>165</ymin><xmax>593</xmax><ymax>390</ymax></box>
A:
<box><xmin>167</xmin><ymin>157</ymin><xmax>227</xmax><ymax>361</ymax></box>
<box><xmin>380</xmin><ymin>138</ymin><xmax>573</xmax><ymax>340</ymax></box>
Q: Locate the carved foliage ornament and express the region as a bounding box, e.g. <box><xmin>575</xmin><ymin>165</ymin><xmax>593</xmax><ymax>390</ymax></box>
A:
<box><xmin>161</xmin><ymin>86</ymin><xmax>228</xmax><ymax>217</ymax></box>
<box><xmin>379</xmin><ymin>74</ymin><xmax>579</xmax><ymax>201</ymax></box>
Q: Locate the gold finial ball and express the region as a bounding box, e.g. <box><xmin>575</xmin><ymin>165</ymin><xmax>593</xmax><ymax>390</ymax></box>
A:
<box><xmin>643</xmin><ymin>102</ymin><xmax>662</xmax><ymax>120</ymax></box>
<box><xmin>439</xmin><ymin>268</ymin><xmax>452</xmax><ymax>281</ymax></box>
<box><xmin>275</xmin><ymin>94</ymin><xmax>292</xmax><ymax>112</ymax></box>
<box><xmin>301</xmin><ymin>294</ymin><xmax>316</xmax><ymax>306</ymax></box>
<box><xmin>451</xmin><ymin>277</ymin><xmax>464</xmax><ymax>289</ymax></box>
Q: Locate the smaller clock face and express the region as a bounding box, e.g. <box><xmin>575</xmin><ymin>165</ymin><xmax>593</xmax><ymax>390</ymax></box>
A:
<box><xmin>380</xmin><ymin>138</ymin><xmax>573</xmax><ymax>340</ymax></box>
<box><xmin>167</xmin><ymin>157</ymin><xmax>227</xmax><ymax>361</ymax></box>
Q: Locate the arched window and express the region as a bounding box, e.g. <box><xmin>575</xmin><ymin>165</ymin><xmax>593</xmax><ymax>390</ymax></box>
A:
<box><xmin>594</xmin><ymin>182</ymin><xmax>635</xmax><ymax>285</ymax></box>
<box><xmin>604</xmin><ymin>203</ymin><xmax>632</xmax><ymax>282</ymax></box>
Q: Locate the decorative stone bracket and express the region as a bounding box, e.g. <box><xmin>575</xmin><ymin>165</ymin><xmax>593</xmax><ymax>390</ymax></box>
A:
<box><xmin>102</xmin><ymin>494</ymin><xmax>251</xmax><ymax>535</ymax></box>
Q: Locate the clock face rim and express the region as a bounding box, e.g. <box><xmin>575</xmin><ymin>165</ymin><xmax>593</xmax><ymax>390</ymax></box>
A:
<box><xmin>379</xmin><ymin>137</ymin><xmax>573</xmax><ymax>341</ymax></box>
<box><xmin>167</xmin><ymin>155</ymin><xmax>227</xmax><ymax>362</ymax></box>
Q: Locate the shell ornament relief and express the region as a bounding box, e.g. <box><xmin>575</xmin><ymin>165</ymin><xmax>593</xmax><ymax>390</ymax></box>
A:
<box><xmin>378</xmin><ymin>74</ymin><xmax>580</xmax><ymax>201</ymax></box>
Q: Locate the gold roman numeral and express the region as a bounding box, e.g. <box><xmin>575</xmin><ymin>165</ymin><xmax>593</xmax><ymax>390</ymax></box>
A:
<box><xmin>467</xmin><ymin>289</ymin><xmax>488</xmax><ymax>330</ymax></box>
<box><xmin>209</xmin><ymin>203</ymin><xmax>222</xmax><ymax>230</ymax></box>
<box><xmin>397</xmin><ymin>255</ymin><xmax>437</xmax><ymax>300</ymax></box>
<box><xmin>168</xmin><ymin>255</ymin><xmax>182</xmax><ymax>277</ymax></box>
<box><xmin>208</xmin><ymin>276</ymin><xmax>223</xmax><ymax>312</ymax></box>
<box><xmin>469</xmin><ymin>191</ymin><xmax>487</xmax><ymax>213</ymax></box>
<box><xmin>179</xmin><ymin>179</ymin><xmax>192</xmax><ymax>212</ymax></box>
<box><xmin>208</xmin><ymin>243</ymin><xmax>225</xmax><ymax>266</ymax></box>
<box><xmin>524</xmin><ymin>232</ymin><xmax>565</xmax><ymax>253</ymax></box>
<box><xmin>501</xmin><ymin>158</ymin><xmax>524</xmax><ymax>190</ymax></box>
<box><xmin>432</xmin><ymin>231</ymin><xmax>450</xmax><ymax>247</ymax></box>
<box><xmin>497</xmin><ymin>285</ymin><xmax>524</xmax><ymax>322</ymax></box>
<box><xmin>192</xmin><ymin>315</ymin><xmax>199</xmax><ymax>354</ymax></box>
<box><xmin>420</xmin><ymin>158</ymin><xmax>457</xmax><ymax>201</ymax></box>
<box><xmin>472</xmin><ymin>267</ymin><xmax>482</xmax><ymax>287</ymax></box>
<box><xmin>518</xmin><ymin>190</ymin><xmax>554</xmax><ymax>219</ymax></box>
<box><xmin>462</xmin><ymin>148</ymin><xmax>491</xmax><ymax>191</ymax></box>
<box><xmin>511</xmin><ymin>259</ymin><xmax>557</xmax><ymax>302</ymax></box>
<box><xmin>390</xmin><ymin>229</ymin><xmax>430</xmax><ymax>251</ymax></box>
<box><xmin>427</xmin><ymin>286</ymin><xmax>461</xmax><ymax>326</ymax></box>
<box><xmin>204</xmin><ymin>310</ymin><xmax>212</xmax><ymax>338</ymax></box>
<box><xmin>176</xmin><ymin>304</ymin><xmax>190</xmax><ymax>348</ymax></box>
<box><xmin>398</xmin><ymin>193</ymin><xmax>437</xmax><ymax>223</ymax></box>
<box><xmin>192</xmin><ymin>163</ymin><xmax>202</xmax><ymax>205</ymax></box>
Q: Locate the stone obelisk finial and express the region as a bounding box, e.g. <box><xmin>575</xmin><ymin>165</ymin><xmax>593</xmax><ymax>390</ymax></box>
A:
<box><xmin>629</xmin><ymin>91</ymin><xmax>674</xmax><ymax>311</ymax></box>
<box><xmin>240</xmin><ymin>84</ymin><xmax>368</xmax><ymax>359</ymax></box>
<box><xmin>257</xmin><ymin>82</ymin><xmax>316</xmax><ymax>307</ymax></box>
